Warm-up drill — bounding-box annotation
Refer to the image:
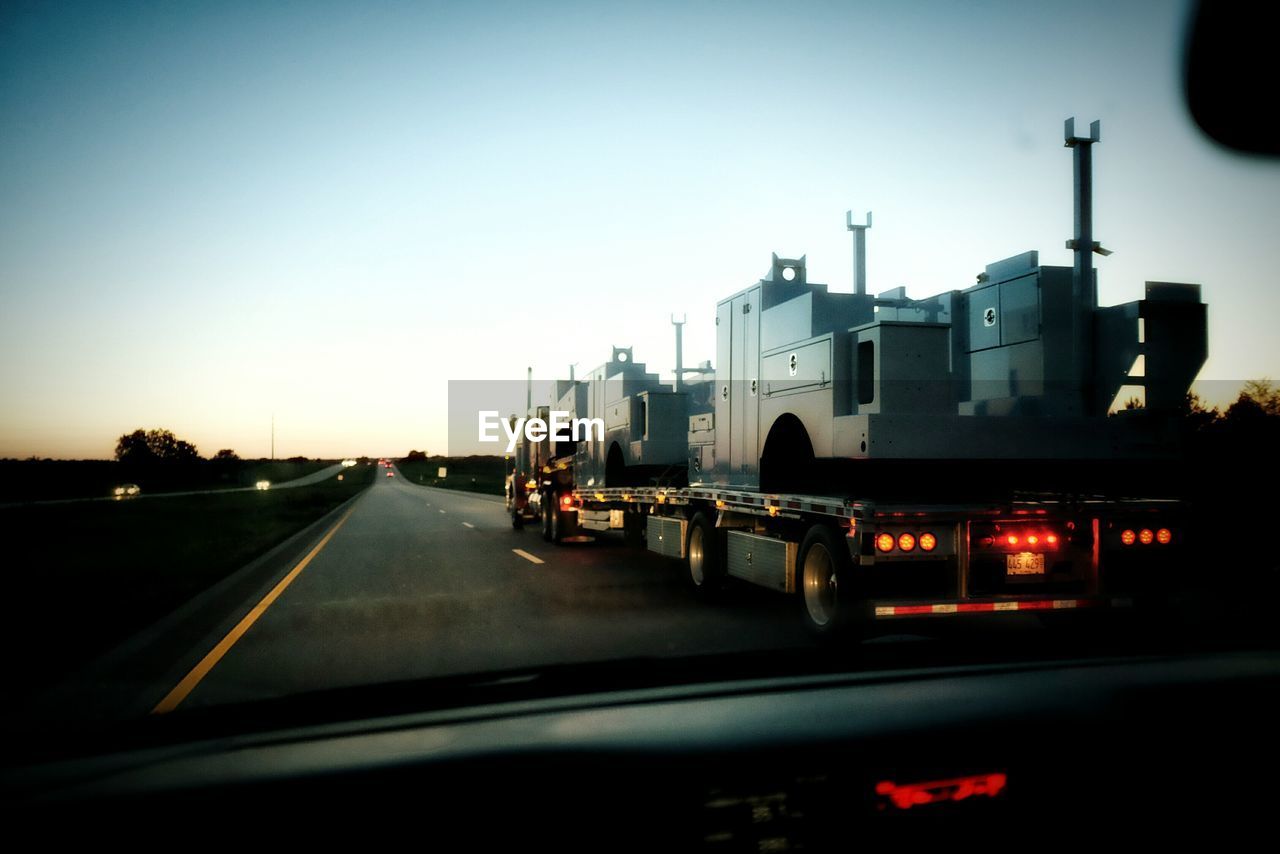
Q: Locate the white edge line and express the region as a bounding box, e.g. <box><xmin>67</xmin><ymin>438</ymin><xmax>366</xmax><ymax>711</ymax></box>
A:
<box><xmin>512</xmin><ymin>549</ymin><xmax>545</xmax><ymax>565</ymax></box>
<box><xmin>462</xmin><ymin>522</ymin><xmax>475</xmax><ymax>528</ymax></box>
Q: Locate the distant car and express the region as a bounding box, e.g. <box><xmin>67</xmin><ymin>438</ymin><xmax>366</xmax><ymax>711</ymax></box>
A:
<box><xmin>112</xmin><ymin>484</ymin><xmax>140</xmax><ymax>499</ymax></box>
<box><xmin>256</xmin><ymin>480</ymin><xmax>271</xmax><ymax>490</ymax></box>
<box><xmin>386</xmin><ymin>471</ymin><xmax>394</xmax><ymax>478</ymax></box>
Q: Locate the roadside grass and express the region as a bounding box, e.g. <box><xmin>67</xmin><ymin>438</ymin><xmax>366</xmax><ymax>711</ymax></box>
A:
<box><xmin>1</xmin><ymin>463</ymin><xmax>375</xmax><ymax>691</ymax></box>
<box><xmin>396</xmin><ymin>456</ymin><xmax>505</xmax><ymax>496</ymax></box>
<box><xmin>0</xmin><ymin>458</ymin><xmax>336</xmax><ymax>503</ymax></box>
<box><xmin>237</xmin><ymin>460</ymin><xmax>335</xmax><ymax>488</ymax></box>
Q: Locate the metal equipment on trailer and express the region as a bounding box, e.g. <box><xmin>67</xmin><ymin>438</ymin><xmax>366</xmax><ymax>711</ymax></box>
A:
<box><xmin>510</xmin><ymin>119</ymin><xmax>1206</xmax><ymax>634</ymax></box>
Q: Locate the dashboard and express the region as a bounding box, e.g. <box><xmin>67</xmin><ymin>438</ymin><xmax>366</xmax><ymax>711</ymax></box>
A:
<box><xmin>7</xmin><ymin>649</ymin><xmax>1278</xmax><ymax>847</ymax></box>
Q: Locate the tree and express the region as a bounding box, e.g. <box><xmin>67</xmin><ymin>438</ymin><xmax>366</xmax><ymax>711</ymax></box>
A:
<box><xmin>1239</xmin><ymin>378</ymin><xmax>1280</xmax><ymax>416</ymax></box>
<box><xmin>213</xmin><ymin>449</ymin><xmax>239</xmax><ymax>461</ymax></box>
<box><xmin>114</xmin><ymin>428</ymin><xmax>201</xmax><ymax>464</ymax></box>
<box><xmin>1181</xmin><ymin>391</ymin><xmax>1220</xmax><ymax>433</ymax></box>
<box><xmin>406</xmin><ymin>450</ymin><xmax>428</xmax><ymax>461</ymax></box>
<box><xmin>115</xmin><ymin>429</ymin><xmax>154</xmax><ymax>464</ymax></box>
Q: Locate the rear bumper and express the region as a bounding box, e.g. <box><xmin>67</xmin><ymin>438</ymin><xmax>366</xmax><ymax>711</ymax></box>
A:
<box><xmin>872</xmin><ymin>596</ymin><xmax>1133</xmax><ymax>619</ymax></box>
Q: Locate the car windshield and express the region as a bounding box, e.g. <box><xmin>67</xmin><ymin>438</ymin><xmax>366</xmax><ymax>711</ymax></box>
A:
<box><xmin>1</xmin><ymin>0</ymin><xmax>1277</xmax><ymax>749</ymax></box>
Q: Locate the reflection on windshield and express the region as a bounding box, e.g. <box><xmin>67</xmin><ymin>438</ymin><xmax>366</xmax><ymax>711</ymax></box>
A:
<box><xmin>1</xmin><ymin>0</ymin><xmax>1278</xmax><ymax>745</ymax></box>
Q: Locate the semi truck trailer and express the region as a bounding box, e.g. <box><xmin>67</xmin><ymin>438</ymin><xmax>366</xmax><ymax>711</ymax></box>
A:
<box><xmin>507</xmin><ymin>118</ymin><xmax>1206</xmax><ymax>634</ymax></box>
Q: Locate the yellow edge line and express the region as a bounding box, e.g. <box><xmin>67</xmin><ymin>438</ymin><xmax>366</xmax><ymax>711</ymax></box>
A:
<box><xmin>151</xmin><ymin>505</ymin><xmax>357</xmax><ymax>714</ymax></box>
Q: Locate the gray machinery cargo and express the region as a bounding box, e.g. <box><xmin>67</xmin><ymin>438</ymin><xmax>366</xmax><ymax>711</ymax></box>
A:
<box><xmin>549</xmin><ymin>346</ymin><xmax>709</xmax><ymax>489</ymax></box>
<box><xmin>709</xmin><ymin>119</ymin><xmax>1206</xmax><ymax>498</ymax></box>
<box><xmin>515</xmin><ymin>118</ymin><xmax>1205</xmax><ymax>636</ymax></box>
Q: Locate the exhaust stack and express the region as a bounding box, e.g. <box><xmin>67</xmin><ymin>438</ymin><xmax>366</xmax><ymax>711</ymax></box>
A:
<box><xmin>1064</xmin><ymin>118</ymin><xmax>1110</xmax><ymax>414</ymax></box>
<box><xmin>846</xmin><ymin>210</ymin><xmax>872</xmax><ymax>296</ymax></box>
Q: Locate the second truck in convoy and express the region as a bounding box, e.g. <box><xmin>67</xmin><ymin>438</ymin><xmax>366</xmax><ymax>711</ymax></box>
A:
<box><xmin>504</xmin><ymin>119</ymin><xmax>1207</xmax><ymax>634</ymax></box>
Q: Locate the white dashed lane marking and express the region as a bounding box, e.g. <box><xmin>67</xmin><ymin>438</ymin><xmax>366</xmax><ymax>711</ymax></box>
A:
<box><xmin>512</xmin><ymin>549</ymin><xmax>544</xmax><ymax>565</ymax></box>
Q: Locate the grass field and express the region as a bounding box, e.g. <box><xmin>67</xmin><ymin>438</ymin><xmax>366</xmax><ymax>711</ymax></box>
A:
<box><xmin>0</xmin><ymin>458</ymin><xmax>336</xmax><ymax>503</ymax></box>
<box><xmin>1</xmin><ymin>463</ymin><xmax>375</xmax><ymax>690</ymax></box>
<box><xmin>395</xmin><ymin>455</ymin><xmax>506</xmax><ymax>496</ymax></box>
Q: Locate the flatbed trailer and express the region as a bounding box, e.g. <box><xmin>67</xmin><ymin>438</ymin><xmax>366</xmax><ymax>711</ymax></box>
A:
<box><xmin>561</xmin><ymin>483</ymin><xmax>1181</xmax><ymax>633</ymax></box>
<box><xmin>510</xmin><ymin>118</ymin><xmax>1200</xmax><ymax>635</ymax></box>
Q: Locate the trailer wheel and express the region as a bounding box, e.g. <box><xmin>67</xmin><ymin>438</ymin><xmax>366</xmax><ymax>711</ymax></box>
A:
<box><xmin>798</xmin><ymin>525</ymin><xmax>860</xmax><ymax>635</ymax></box>
<box><xmin>540</xmin><ymin>500</ymin><xmax>552</xmax><ymax>542</ymax></box>
<box><xmin>511</xmin><ymin>504</ymin><xmax>523</xmax><ymax>530</ymax></box>
<box><xmin>685</xmin><ymin>512</ymin><xmax>724</xmax><ymax>599</ymax></box>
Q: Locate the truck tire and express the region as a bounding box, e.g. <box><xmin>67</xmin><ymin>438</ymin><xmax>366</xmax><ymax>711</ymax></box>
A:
<box><xmin>797</xmin><ymin>525</ymin><xmax>863</xmax><ymax>637</ymax></box>
<box><xmin>550</xmin><ymin>505</ymin><xmax>565</xmax><ymax>544</ymax></box>
<box><xmin>512</xmin><ymin>505</ymin><xmax>523</xmax><ymax>530</ymax></box>
<box><xmin>541</xmin><ymin>500</ymin><xmax>552</xmax><ymax>542</ymax></box>
<box><xmin>623</xmin><ymin>508</ymin><xmax>645</xmax><ymax>548</ymax></box>
<box><xmin>685</xmin><ymin>512</ymin><xmax>724</xmax><ymax>600</ymax></box>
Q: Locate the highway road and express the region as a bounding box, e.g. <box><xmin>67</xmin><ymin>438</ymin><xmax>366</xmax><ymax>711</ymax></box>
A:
<box><xmin>142</xmin><ymin>467</ymin><xmax>815</xmax><ymax>713</ymax></box>
<box><xmin>2</xmin><ymin>462</ymin><xmax>349</xmax><ymax>509</ymax></box>
<box><xmin>21</xmin><ymin>466</ymin><xmax>1206</xmax><ymax>732</ymax></box>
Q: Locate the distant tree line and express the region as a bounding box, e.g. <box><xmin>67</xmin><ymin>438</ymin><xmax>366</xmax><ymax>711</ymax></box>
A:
<box><xmin>114</xmin><ymin>429</ymin><xmax>313</xmax><ymax>466</ymax></box>
<box><xmin>1123</xmin><ymin>379</ymin><xmax>1280</xmax><ymax>437</ymax></box>
<box><xmin>115</xmin><ymin>429</ymin><xmax>201</xmax><ymax>465</ymax></box>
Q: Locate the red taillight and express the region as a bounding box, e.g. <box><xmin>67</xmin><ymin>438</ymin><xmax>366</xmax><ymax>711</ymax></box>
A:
<box><xmin>1156</xmin><ymin>528</ymin><xmax>1172</xmax><ymax>545</ymax></box>
<box><xmin>560</xmin><ymin>494</ymin><xmax>574</xmax><ymax>508</ymax></box>
<box><xmin>919</xmin><ymin>532</ymin><xmax>937</xmax><ymax>552</ymax></box>
<box><xmin>1139</xmin><ymin>528</ymin><xmax>1154</xmax><ymax>545</ymax></box>
<box><xmin>1120</xmin><ymin>529</ymin><xmax>1136</xmax><ymax>546</ymax></box>
<box><xmin>1046</xmin><ymin>534</ymin><xmax>1058</xmax><ymax>545</ymax></box>
<box><xmin>876</xmin><ymin>533</ymin><xmax>895</xmax><ymax>552</ymax></box>
<box><xmin>898</xmin><ymin>532</ymin><xmax>916</xmax><ymax>552</ymax></box>
<box><xmin>875</xmin><ymin>773</ymin><xmax>1007</xmax><ymax>811</ymax></box>
<box><xmin>1027</xmin><ymin>534</ymin><xmax>1039</xmax><ymax>546</ymax></box>
<box><xmin>1006</xmin><ymin>534</ymin><xmax>1019</xmax><ymax>546</ymax></box>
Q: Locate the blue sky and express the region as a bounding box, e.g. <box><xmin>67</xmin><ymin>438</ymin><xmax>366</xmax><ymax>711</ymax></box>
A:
<box><xmin>3</xmin><ymin>0</ymin><xmax>1277</xmax><ymax>458</ymax></box>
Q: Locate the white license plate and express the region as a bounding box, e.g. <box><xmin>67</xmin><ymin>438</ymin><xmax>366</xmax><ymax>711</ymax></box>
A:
<box><xmin>1006</xmin><ymin>552</ymin><xmax>1045</xmax><ymax>576</ymax></box>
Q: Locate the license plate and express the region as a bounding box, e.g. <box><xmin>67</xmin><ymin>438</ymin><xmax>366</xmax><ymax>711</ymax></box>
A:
<box><xmin>1006</xmin><ymin>552</ymin><xmax>1045</xmax><ymax>576</ymax></box>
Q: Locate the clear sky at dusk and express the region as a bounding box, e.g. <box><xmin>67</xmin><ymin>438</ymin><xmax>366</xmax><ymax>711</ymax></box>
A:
<box><xmin>3</xmin><ymin>0</ymin><xmax>1277</xmax><ymax>458</ymax></box>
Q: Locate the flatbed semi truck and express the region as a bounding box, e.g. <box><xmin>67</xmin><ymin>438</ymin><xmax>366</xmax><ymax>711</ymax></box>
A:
<box><xmin>561</xmin><ymin>483</ymin><xmax>1181</xmax><ymax>634</ymax></box>
<box><xmin>506</xmin><ymin>118</ymin><xmax>1205</xmax><ymax>634</ymax></box>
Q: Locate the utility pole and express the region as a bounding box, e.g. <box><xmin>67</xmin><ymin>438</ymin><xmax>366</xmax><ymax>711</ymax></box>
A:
<box><xmin>271</xmin><ymin>413</ymin><xmax>275</xmax><ymax>461</ymax></box>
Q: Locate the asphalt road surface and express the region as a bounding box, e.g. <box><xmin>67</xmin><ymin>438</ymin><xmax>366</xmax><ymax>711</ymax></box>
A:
<box><xmin>152</xmin><ymin>467</ymin><xmax>816</xmax><ymax>712</ymax></box>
